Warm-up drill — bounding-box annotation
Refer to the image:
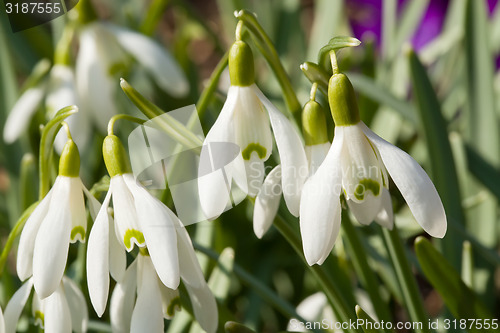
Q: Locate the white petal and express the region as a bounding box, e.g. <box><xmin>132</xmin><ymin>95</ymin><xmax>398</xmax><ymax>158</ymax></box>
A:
<box><xmin>3</xmin><ymin>85</ymin><xmax>45</xmax><ymax>143</ymax></box>
<box><xmin>361</xmin><ymin>123</ymin><xmax>447</xmax><ymax>238</ymax></box>
<box><xmin>110</xmin><ymin>259</ymin><xmax>137</xmax><ymax>333</ymax></box>
<box><xmin>374</xmin><ymin>189</ymin><xmax>394</xmax><ymax>229</ymax></box>
<box><xmin>106</xmin><ymin>24</ymin><xmax>189</xmax><ymax>97</ymax></box>
<box><xmin>347</xmin><ymin>193</ymin><xmax>382</xmax><ymax>226</ymax></box>
<box><xmin>244</xmin><ymin>155</ymin><xmax>264</xmax><ymax>197</ymax></box>
<box><xmin>305</xmin><ymin>142</ymin><xmax>331</xmax><ymax>176</ymax></box>
<box><xmin>82</xmin><ymin>185</ymin><xmax>101</xmax><ymax>221</ymax></box>
<box><xmin>253</xmin><ymin>165</ymin><xmax>282</xmax><ymax>239</ymax></box>
<box><xmin>43</xmin><ymin>284</ymin><xmax>72</xmax><ymax>333</ymax></box>
<box><xmin>340</xmin><ymin>124</ymin><xmax>383</xmax><ymax>205</ymax></box>
<box><xmin>299</xmin><ymin>130</ymin><xmax>344</xmax><ymax>265</ymax></box>
<box><xmin>86</xmin><ymin>189</ymin><xmax>112</xmax><ymax>317</ymax></box>
<box><xmin>131</xmin><ymin>256</ymin><xmax>164</xmax><ymax>333</ymax></box>
<box><xmin>33</xmin><ymin>177</ymin><xmax>72</xmax><ymax>298</ymax></box>
<box><xmin>4</xmin><ymin>279</ymin><xmax>33</xmax><ymax>333</ymax></box>
<box><xmin>111</xmin><ymin>175</ymin><xmax>143</xmax><ymax>250</ymax></box>
<box><xmin>0</xmin><ymin>307</ymin><xmax>4</xmax><ymax>333</ymax></box>
<box><xmin>68</xmin><ymin>178</ymin><xmax>87</xmax><ymax>243</ymax></box>
<box><xmin>76</xmin><ymin>24</ymin><xmax>117</xmax><ymax>132</ymax></box>
<box><xmin>254</xmin><ymin>86</ymin><xmax>308</xmax><ymax>216</ymax></box>
<box><xmin>184</xmin><ymin>282</ymin><xmax>218</xmax><ymax>333</ymax></box>
<box><xmin>45</xmin><ymin>65</ymin><xmax>77</xmax><ymax>118</ymax></box>
<box><xmin>62</xmin><ymin>277</ymin><xmax>88</xmax><ymax>333</ymax></box>
<box><xmin>159</xmin><ymin>285</ymin><xmax>180</xmax><ymax>319</ymax></box>
<box><xmin>17</xmin><ymin>191</ymin><xmax>53</xmax><ymax>281</ymax></box>
<box><xmin>172</xmin><ymin>215</ymin><xmax>205</xmax><ymax>289</ymax></box>
<box><xmin>233</xmin><ymin>86</ymin><xmax>273</xmax><ymax>161</ymax></box>
<box><xmin>198</xmin><ymin>89</ymin><xmax>238</xmax><ymax>220</ymax></box>
<box><xmin>124</xmin><ymin>174</ymin><xmax>180</xmax><ymax>289</ymax></box>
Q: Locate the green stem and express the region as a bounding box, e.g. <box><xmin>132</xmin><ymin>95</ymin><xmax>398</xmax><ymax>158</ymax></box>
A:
<box><xmin>195</xmin><ymin>51</ymin><xmax>229</xmax><ymax>119</ymax></box>
<box><xmin>234</xmin><ymin>10</ymin><xmax>301</xmax><ymax>124</ymax></box>
<box><xmin>274</xmin><ymin>215</ymin><xmax>362</xmax><ymax>333</ymax></box>
<box><xmin>381</xmin><ymin>227</ymin><xmax>430</xmax><ymax>333</ymax></box>
<box><xmin>139</xmin><ymin>0</ymin><xmax>170</xmax><ymax>36</ymax></box>
<box><xmin>341</xmin><ymin>215</ymin><xmax>393</xmax><ymax>329</ymax></box>
<box><xmin>0</xmin><ymin>202</ymin><xmax>39</xmax><ymax>278</ymax></box>
<box><xmin>107</xmin><ymin>114</ymin><xmax>146</xmax><ymax>136</ymax></box>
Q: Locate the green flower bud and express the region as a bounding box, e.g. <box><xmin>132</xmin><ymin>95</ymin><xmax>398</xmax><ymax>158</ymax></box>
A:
<box><xmin>103</xmin><ymin>135</ymin><xmax>131</xmax><ymax>177</ymax></box>
<box><xmin>328</xmin><ymin>73</ymin><xmax>360</xmax><ymax>126</ymax></box>
<box><xmin>229</xmin><ymin>41</ymin><xmax>255</xmax><ymax>87</ymax></box>
<box><xmin>302</xmin><ymin>100</ymin><xmax>329</xmax><ymax>146</ymax></box>
<box><xmin>59</xmin><ymin>140</ymin><xmax>80</xmax><ymax>177</ymax></box>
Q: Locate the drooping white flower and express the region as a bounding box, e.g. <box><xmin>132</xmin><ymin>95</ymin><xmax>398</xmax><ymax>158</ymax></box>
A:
<box><xmin>87</xmin><ymin>135</ymin><xmax>218</xmax><ymax>332</ymax></box>
<box><xmin>253</xmin><ymin>100</ymin><xmax>331</xmax><ymax>238</ymax></box>
<box><xmin>300</xmin><ymin>73</ymin><xmax>446</xmax><ymax>265</ymax></box>
<box><xmin>3</xmin><ymin>277</ymin><xmax>88</xmax><ymax>333</ymax></box>
<box><xmin>198</xmin><ymin>40</ymin><xmax>307</xmax><ymax>221</ymax></box>
<box><xmin>16</xmin><ymin>140</ymin><xmax>99</xmax><ymax>298</ymax></box>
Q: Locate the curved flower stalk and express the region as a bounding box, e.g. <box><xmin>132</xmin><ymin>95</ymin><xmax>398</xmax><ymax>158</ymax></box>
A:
<box><xmin>253</xmin><ymin>99</ymin><xmax>330</xmax><ymax>239</ymax></box>
<box><xmin>2</xmin><ymin>277</ymin><xmax>88</xmax><ymax>333</ymax></box>
<box><xmin>16</xmin><ymin>138</ymin><xmax>100</xmax><ymax>298</ymax></box>
<box><xmin>198</xmin><ymin>39</ymin><xmax>308</xmax><ymax>220</ymax></box>
<box><xmin>87</xmin><ymin>135</ymin><xmax>218</xmax><ymax>332</ymax></box>
<box><xmin>300</xmin><ymin>63</ymin><xmax>447</xmax><ymax>265</ymax></box>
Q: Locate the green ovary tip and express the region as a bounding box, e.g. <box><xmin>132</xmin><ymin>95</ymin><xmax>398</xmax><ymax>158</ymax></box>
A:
<box><xmin>34</xmin><ymin>311</ymin><xmax>44</xmax><ymax>327</ymax></box>
<box><xmin>354</xmin><ymin>178</ymin><xmax>380</xmax><ymax>201</ymax></box>
<box><xmin>71</xmin><ymin>226</ymin><xmax>86</xmax><ymax>242</ymax></box>
<box><xmin>167</xmin><ymin>297</ymin><xmax>182</xmax><ymax>317</ymax></box>
<box><xmin>124</xmin><ymin>229</ymin><xmax>145</xmax><ymax>250</ymax></box>
<box><xmin>242</xmin><ymin>143</ymin><xmax>267</xmax><ymax>160</ymax></box>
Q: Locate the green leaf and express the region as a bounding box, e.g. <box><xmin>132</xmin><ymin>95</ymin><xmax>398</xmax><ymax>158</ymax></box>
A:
<box><xmin>20</xmin><ymin>153</ymin><xmax>37</xmax><ymax>211</ymax></box>
<box><xmin>461</xmin><ymin>241</ymin><xmax>473</xmax><ymax>288</ymax></box>
<box><xmin>393</xmin><ymin>0</ymin><xmax>429</xmax><ymax>52</ymax></box>
<box><xmin>39</xmin><ymin>105</ymin><xmax>78</xmax><ymax>198</ymax></box>
<box><xmin>355</xmin><ymin>305</ymin><xmax>382</xmax><ymax>333</ymax></box>
<box><xmin>465</xmin><ymin>144</ymin><xmax>500</xmax><ymax>201</ymax></box>
<box><xmin>414</xmin><ymin>237</ymin><xmax>493</xmax><ymax>328</ymax></box>
<box><xmin>224</xmin><ymin>321</ymin><xmax>257</xmax><ymax>333</ymax></box>
<box><xmin>407</xmin><ymin>48</ymin><xmax>465</xmax><ymax>270</ymax></box>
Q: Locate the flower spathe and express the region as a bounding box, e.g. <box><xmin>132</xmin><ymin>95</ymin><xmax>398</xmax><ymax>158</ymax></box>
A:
<box><xmin>16</xmin><ymin>140</ymin><xmax>99</xmax><ymax>298</ymax></box>
<box><xmin>299</xmin><ymin>72</ymin><xmax>447</xmax><ymax>266</ymax></box>
<box><xmin>2</xmin><ymin>277</ymin><xmax>88</xmax><ymax>333</ymax></box>
<box><xmin>198</xmin><ymin>40</ymin><xmax>308</xmax><ymax>220</ymax></box>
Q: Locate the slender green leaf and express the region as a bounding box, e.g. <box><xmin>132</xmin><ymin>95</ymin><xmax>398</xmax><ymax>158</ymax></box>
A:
<box><xmin>465</xmin><ymin>144</ymin><xmax>500</xmax><ymax>200</ymax></box>
<box><xmin>208</xmin><ymin>247</ymin><xmax>235</xmax><ymax>302</ymax></box>
<box><xmin>461</xmin><ymin>241</ymin><xmax>473</xmax><ymax>288</ymax></box>
<box><xmin>355</xmin><ymin>305</ymin><xmax>381</xmax><ymax>333</ymax></box>
<box><xmin>224</xmin><ymin>321</ymin><xmax>257</xmax><ymax>333</ymax></box>
<box><xmin>414</xmin><ymin>237</ymin><xmax>493</xmax><ymax>328</ymax></box>
<box><xmin>407</xmin><ymin>48</ymin><xmax>465</xmax><ymax>270</ymax></box>
<box><xmin>393</xmin><ymin>0</ymin><xmax>429</xmax><ymax>51</ymax></box>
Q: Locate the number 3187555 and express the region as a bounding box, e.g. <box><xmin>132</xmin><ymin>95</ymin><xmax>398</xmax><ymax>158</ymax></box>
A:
<box><xmin>5</xmin><ymin>2</ymin><xmax>61</xmax><ymax>14</ymax></box>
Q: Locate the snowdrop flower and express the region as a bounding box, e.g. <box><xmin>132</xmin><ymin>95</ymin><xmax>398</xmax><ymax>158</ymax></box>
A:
<box><xmin>109</xmin><ymin>240</ymin><xmax>217</xmax><ymax>333</ymax></box>
<box><xmin>87</xmin><ymin>135</ymin><xmax>218</xmax><ymax>332</ymax></box>
<box><xmin>76</xmin><ymin>21</ymin><xmax>189</xmax><ymax>134</ymax></box>
<box><xmin>16</xmin><ymin>138</ymin><xmax>99</xmax><ymax>298</ymax></box>
<box><xmin>198</xmin><ymin>39</ymin><xmax>308</xmax><ymax>220</ymax></box>
<box><xmin>300</xmin><ymin>71</ymin><xmax>447</xmax><ymax>265</ymax></box>
<box><xmin>253</xmin><ymin>99</ymin><xmax>330</xmax><ymax>238</ymax></box>
<box><xmin>2</xmin><ymin>277</ymin><xmax>88</xmax><ymax>333</ymax></box>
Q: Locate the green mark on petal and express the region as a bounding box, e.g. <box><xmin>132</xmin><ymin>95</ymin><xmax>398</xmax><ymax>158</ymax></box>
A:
<box><xmin>139</xmin><ymin>247</ymin><xmax>150</xmax><ymax>256</ymax></box>
<box><xmin>71</xmin><ymin>226</ymin><xmax>86</xmax><ymax>242</ymax></box>
<box><xmin>34</xmin><ymin>310</ymin><xmax>44</xmax><ymax>327</ymax></box>
<box><xmin>242</xmin><ymin>143</ymin><xmax>267</xmax><ymax>160</ymax></box>
<box><xmin>124</xmin><ymin>229</ymin><xmax>145</xmax><ymax>250</ymax></box>
<box><xmin>166</xmin><ymin>297</ymin><xmax>181</xmax><ymax>317</ymax></box>
<box><xmin>354</xmin><ymin>178</ymin><xmax>380</xmax><ymax>201</ymax></box>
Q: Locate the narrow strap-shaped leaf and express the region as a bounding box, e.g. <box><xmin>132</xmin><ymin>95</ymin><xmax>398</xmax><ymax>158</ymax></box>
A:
<box><xmin>355</xmin><ymin>305</ymin><xmax>382</xmax><ymax>333</ymax></box>
<box><xmin>407</xmin><ymin>48</ymin><xmax>465</xmax><ymax>270</ymax></box>
<box><xmin>224</xmin><ymin>322</ymin><xmax>256</xmax><ymax>333</ymax></box>
<box><xmin>414</xmin><ymin>237</ymin><xmax>493</xmax><ymax>329</ymax></box>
